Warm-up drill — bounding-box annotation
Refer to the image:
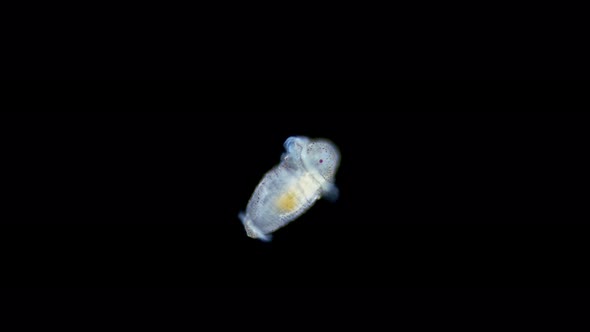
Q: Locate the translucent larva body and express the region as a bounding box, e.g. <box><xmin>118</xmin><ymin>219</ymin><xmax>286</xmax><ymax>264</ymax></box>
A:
<box><xmin>238</xmin><ymin>136</ymin><xmax>340</xmax><ymax>242</ymax></box>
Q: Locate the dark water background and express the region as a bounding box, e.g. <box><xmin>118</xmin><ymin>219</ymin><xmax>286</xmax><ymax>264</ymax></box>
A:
<box><xmin>1</xmin><ymin>84</ymin><xmax>587</xmax><ymax>329</ymax></box>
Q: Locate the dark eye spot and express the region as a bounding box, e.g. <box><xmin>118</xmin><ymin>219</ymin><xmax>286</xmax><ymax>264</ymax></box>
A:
<box><xmin>319</xmin><ymin>159</ymin><xmax>323</xmax><ymax>163</ymax></box>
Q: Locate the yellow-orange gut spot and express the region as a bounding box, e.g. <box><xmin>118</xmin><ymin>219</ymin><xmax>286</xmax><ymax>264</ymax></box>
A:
<box><xmin>276</xmin><ymin>190</ymin><xmax>298</xmax><ymax>212</ymax></box>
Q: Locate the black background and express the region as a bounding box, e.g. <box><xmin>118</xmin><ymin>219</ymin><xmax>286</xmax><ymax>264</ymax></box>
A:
<box><xmin>1</xmin><ymin>84</ymin><xmax>588</xmax><ymax>328</ymax></box>
<box><xmin>4</xmin><ymin>2</ymin><xmax>588</xmax><ymax>79</ymax></box>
